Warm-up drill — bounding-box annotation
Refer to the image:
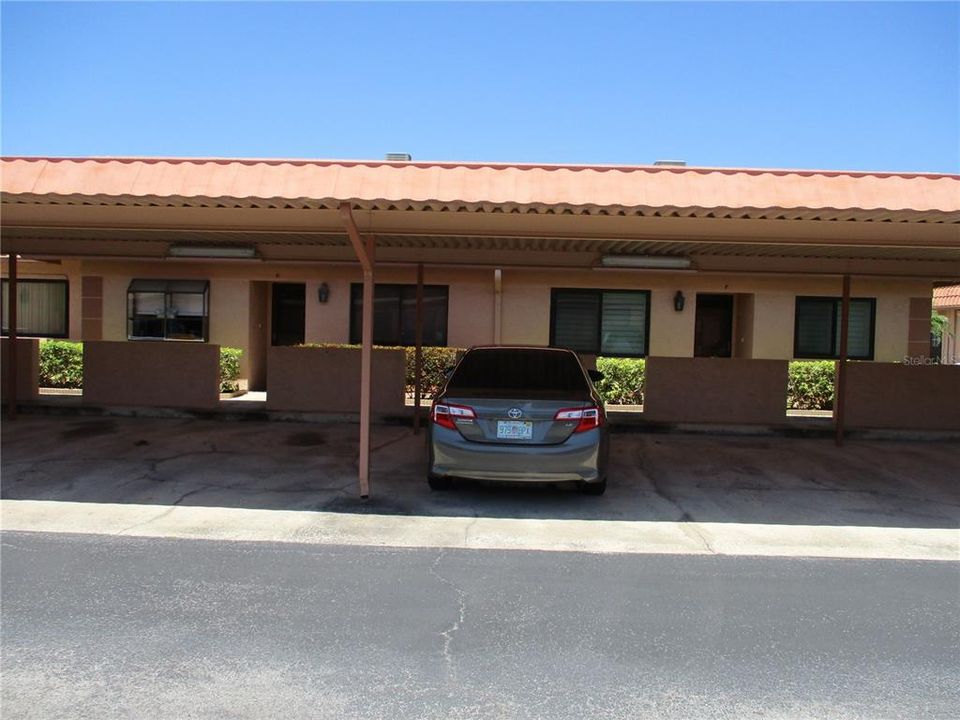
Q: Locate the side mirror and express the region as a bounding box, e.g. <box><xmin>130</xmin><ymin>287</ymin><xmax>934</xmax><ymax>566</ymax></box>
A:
<box><xmin>588</xmin><ymin>370</ymin><xmax>604</xmax><ymax>383</ymax></box>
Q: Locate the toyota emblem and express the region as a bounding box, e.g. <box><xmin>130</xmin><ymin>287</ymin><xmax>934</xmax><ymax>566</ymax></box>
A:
<box><xmin>507</xmin><ymin>408</ymin><xmax>523</xmax><ymax>419</ymax></box>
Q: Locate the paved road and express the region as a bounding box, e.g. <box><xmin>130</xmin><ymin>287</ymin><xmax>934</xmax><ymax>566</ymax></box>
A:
<box><xmin>2</xmin><ymin>532</ymin><xmax>958</xmax><ymax>719</ymax></box>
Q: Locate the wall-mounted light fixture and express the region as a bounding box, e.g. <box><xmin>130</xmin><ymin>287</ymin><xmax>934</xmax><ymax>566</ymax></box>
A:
<box><xmin>318</xmin><ymin>282</ymin><xmax>330</xmax><ymax>304</ymax></box>
<box><xmin>168</xmin><ymin>245</ymin><xmax>257</xmax><ymax>259</ymax></box>
<box><xmin>600</xmin><ymin>255</ymin><xmax>692</xmax><ymax>269</ymax></box>
<box><xmin>674</xmin><ymin>290</ymin><xmax>686</xmax><ymax>312</ymax></box>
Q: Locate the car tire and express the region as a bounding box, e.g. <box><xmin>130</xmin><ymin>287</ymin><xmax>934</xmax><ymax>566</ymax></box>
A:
<box><xmin>579</xmin><ymin>478</ymin><xmax>607</xmax><ymax>496</ymax></box>
<box><xmin>428</xmin><ymin>474</ymin><xmax>452</xmax><ymax>491</ymax></box>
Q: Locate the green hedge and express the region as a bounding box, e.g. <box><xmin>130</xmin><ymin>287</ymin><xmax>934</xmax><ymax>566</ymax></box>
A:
<box><xmin>38</xmin><ymin>341</ymin><xmax>243</xmax><ymax>394</ymax></box>
<box><xmin>588</xmin><ymin>358</ymin><xmax>838</xmax><ymax>409</ymax></box>
<box><xmin>303</xmin><ymin>345</ymin><xmax>651</xmax><ymax>403</ymax></box>
<box><xmin>595</xmin><ymin>357</ymin><xmax>645</xmax><ymax>405</ymax></box>
<box><xmin>219</xmin><ymin>347</ymin><xmax>243</xmax><ymax>393</ymax></box>
<box><xmin>787</xmin><ymin>360</ymin><xmax>835</xmax><ymax>410</ymax></box>
<box><xmin>39</xmin><ymin>340</ymin><xmax>84</xmax><ymax>389</ymax></box>
<box><xmin>406</xmin><ymin>346</ymin><xmax>463</xmax><ymax>397</ymax></box>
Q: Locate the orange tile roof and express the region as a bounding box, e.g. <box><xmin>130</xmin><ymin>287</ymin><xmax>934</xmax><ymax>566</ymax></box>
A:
<box><xmin>934</xmin><ymin>285</ymin><xmax>960</xmax><ymax>308</ymax></box>
<box><xmin>2</xmin><ymin>156</ymin><xmax>959</xmax><ymax>221</ymax></box>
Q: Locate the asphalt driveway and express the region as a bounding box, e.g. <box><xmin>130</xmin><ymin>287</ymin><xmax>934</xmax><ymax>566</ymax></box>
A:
<box><xmin>2</xmin><ymin>415</ymin><xmax>958</xmax><ymax>530</ymax></box>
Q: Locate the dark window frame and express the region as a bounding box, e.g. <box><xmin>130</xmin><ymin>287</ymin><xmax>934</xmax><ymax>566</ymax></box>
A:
<box><xmin>127</xmin><ymin>279</ymin><xmax>210</xmax><ymax>342</ymax></box>
<box><xmin>349</xmin><ymin>283</ymin><xmax>449</xmax><ymax>347</ymax></box>
<box><xmin>1</xmin><ymin>278</ymin><xmax>70</xmax><ymax>338</ymax></box>
<box><xmin>793</xmin><ymin>296</ymin><xmax>876</xmax><ymax>360</ymax></box>
<box><xmin>549</xmin><ymin>288</ymin><xmax>651</xmax><ymax>358</ymax></box>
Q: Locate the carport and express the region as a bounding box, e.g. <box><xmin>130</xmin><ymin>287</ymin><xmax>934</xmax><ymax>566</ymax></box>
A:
<box><xmin>2</xmin><ymin>157</ymin><xmax>959</xmax><ymax>498</ymax></box>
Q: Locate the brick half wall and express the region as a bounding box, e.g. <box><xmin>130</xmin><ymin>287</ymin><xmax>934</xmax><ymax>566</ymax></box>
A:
<box><xmin>845</xmin><ymin>363</ymin><xmax>960</xmax><ymax>431</ymax></box>
<box><xmin>643</xmin><ymin>357</ymin><xmax>790</xmax><ymax>425</ymax></box>
<box><xmin>82</xmin><ymin>341</ymin><xmax>220</xmax><ymax>410</ymax></box>
<box><xmin>1</xmin><ymin>338</ymin><xmax>40</xmax><ymax>404</ymax></box>
<box><xmin>266</xmin><ymin>346</ymin><xmax>406</xmax><ymax>414</ymax></box>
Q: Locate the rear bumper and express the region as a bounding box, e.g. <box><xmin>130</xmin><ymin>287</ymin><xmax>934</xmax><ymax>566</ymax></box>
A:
<box><xmin>429</xmin><ymin>425</ymin><xmax>607</xmax><ymax>483</ymax></box>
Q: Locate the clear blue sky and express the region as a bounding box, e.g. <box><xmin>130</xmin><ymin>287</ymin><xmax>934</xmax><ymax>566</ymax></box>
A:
<box><xmin>2</xmin><ymin>1</ymin><xmax>957</xmax><ymax>172</ymax></box>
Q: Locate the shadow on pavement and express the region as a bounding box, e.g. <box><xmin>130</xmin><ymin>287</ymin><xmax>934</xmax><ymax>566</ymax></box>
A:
<box><xmin>2</xmin><ymin>415</ymin><xmax>959</xmax><ymax>530</ymax></box>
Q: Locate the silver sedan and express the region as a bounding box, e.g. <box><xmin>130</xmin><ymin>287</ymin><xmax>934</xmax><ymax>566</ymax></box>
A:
<box><xmin>427</xmin><ymin>346</ymin><xmax>610</xmax><ymax>495</ymax></box>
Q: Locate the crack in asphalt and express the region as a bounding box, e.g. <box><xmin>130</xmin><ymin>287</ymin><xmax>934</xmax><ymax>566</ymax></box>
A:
<box><xmin>370</xmin><ymin>431</ymin><xmax>412</xmax><ymax>454</ymax></box>
<box><xmin>462</xmin><ymin>514</ymin><xmax>480</xmax><ymax>545</ymax></box>
<box><xmin>427</xmin><ymin>548</ymin><xmax>467</xmax><ymax>684</ymax></box>
<box><xmin>633</xmin><ymin>444</ymin><xmax>717</xmax><ymax>553</ymax></box>
<box><xmin>114</xmin><ymin>487</ymin><xmax>209</xmax><ymax>535</ymax></box>
<box><xmin>676</xmin><ymin>513</ymin><xmax>717</xmax><ymax>554</ymax></box>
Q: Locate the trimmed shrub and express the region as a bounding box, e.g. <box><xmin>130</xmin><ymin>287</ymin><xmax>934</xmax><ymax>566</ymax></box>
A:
<box><xmin>219</xmin><ymin>347</ymin><xmax>243</xmax><ymax>393</ymax></box>
<box><xmin>406</xmin><ymin>346</ymin><xmax>463</xmax><ymax>397</ymax></box>
<box><xmin>787</xmin><ymin>360</ymin><xmax>835</xmax><ymax>410</ymax></box>
<box><xmin>39</xmin><ymin>340</ymin><xmax>84</xmax><ymax>389</ymax></box>
<box><xmin>595</xmin><ymin>357</ymin><xmax>645</xmax><ymax>405</ymax></box>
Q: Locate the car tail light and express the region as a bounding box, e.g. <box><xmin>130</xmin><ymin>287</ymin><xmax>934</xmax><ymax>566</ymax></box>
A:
<box><xmin>431</xmin><ymin>402</ymin><xmax>477</xmax><ymax>430</ymax></box>
<box><xmin>554</xmin><ymin>406</ymin><xmax>604</xmax><ymax>433</ymax></box>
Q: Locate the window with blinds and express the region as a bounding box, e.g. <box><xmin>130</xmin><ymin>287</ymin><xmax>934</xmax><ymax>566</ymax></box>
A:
<box><xmin>1</xmin><ymin>280</ymin><xmax>69</xmax><ymax>338</ymax></box>
<box><xmin>794</xmin><ymin>296</ymin><xmax>875</xmax><ymax>360</ymax></box>
<box><xmin>550</xmin><ymin>289</ymin><xmax>649</xmax><ymax>357</ymax></box>
<box><xmin>349</xmin><ymin>284</ymin><xmax>449</xmax><ymax>346</ymax></box>
<box><xmin>127</xmin><ymin>279</ymin><xmax>209</xmax><ymax>341</ymax></box>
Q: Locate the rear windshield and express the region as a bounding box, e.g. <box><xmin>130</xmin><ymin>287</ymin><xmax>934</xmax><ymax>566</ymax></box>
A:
<box><xmin>446</xmin><ymin>349</ymin><xmax>589</xmax><ymax>397</ymax></box>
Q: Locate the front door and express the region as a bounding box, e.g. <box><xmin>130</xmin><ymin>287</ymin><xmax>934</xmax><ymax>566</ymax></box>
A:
<box><xmin>271</xmin><ymin>283</ymin><xmax>305</xmax><ymax>346</ymax></box>
<box><xmin>694</xmin><ymin>294</ymin><xmax>734</xmax><ymax>358</ymax></box>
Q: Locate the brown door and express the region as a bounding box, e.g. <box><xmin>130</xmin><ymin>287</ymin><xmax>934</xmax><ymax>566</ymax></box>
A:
<box><xmin>695</xmin><ymin>294</ymin><xmax>734</xmax><ymax>358</ymax></box>
<box><xmin>271</xmin><ymin>283</ymin><xmax>305</xmax><ymax>346</ymax></box>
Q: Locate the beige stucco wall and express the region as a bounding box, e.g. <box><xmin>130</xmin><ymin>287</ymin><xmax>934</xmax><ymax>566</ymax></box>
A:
<box><xmin>500</xmin><ymin>278</ymin><xmax>549</xmax><ymax>345</ymax></box>
<box><xmin>209</xmin><ymin>278</ymin><xmax>250</xmax><ymax>358</ymax></box>
<box><xmin>733</xmin><ymin>293</ymin><xmax>755</xmax><ymax>358</ymax></box>
<box><xmin>650</xmin><ymin>287</ymin><xmax>695</xmax><ymax>357</ymax></box>
<box><xmin>942</xmin><ymin>308</ymin><xmax>960</xmax><ymax>364</ymax></box>
<box><xmin>874</xmin><ymin>295</ymin><xmax>911</xmax><ymax>363</ymax></box>
<box><xmin>750</xmin><ymin>293</ymin><xmax>795</xmax><ymax>359</ymax></box>
<box><xmin>2</xmin><ymin>259</ymin><xmax>934</xmax><ymax>370</ymax></box>
<box><xmin>101</xmin><ymin>274</ymin><xmax>128</xmax><ymax>341</ymax></box>
<box><xmin>305</xmin><ymin>278</ymin><xmax>349</xmax><ymax>344</ymax></box>
<box><xmin>65</xmin><ymin>260</ymin><xmax>83</xmax><ymax>339</ymax></box>
<box><xmin>448</xmin><ymin>275</ymin><xmax>495</xmax><ymax>348</ymax></box>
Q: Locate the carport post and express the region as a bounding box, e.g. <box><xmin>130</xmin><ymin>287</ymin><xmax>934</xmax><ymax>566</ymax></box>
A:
<box><xmin>339</xmin><ymin>204</ymin><xmax>375</xmax><ymax>498</ymax></box>
<box><xmin>6</xmin><ymin>253</ymin><xmax>18</xmax><ymax>421</ymax></box>
<box><xmin>834</xmin><ymin>274</ymin><xmax>851</xmax><ymax>447</ymax></box>
<box><xmin>413</xmin><ymin>263</ymin><xmax>424</xmax><ymax>434</ymax></box>
<box><xmin>494</xmin><ymin>268</ymin><xmax>502</xmax><ymax>344</ymax></box>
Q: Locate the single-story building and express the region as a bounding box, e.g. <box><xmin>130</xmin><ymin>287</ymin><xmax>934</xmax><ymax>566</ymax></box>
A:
<box><xmin>2</xmin><ymin>156</ymin><xmax>959</xmax><ymax>494</ymax></box>
<box><xmin>934</xmin><ymin>284</ymin><xmax>960</xmax><ymax>364</ymax></box>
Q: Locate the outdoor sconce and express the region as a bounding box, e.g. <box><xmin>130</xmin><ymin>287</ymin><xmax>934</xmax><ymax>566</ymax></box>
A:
<box><xmin>318</xmin><ymin>283</ymin><xmax>330</xmax><ymax>304</ymax></box>
<box><xmin>673</xmin><ymin>290</ymin><xmax>685</xmax><ymax>312</ymax></box>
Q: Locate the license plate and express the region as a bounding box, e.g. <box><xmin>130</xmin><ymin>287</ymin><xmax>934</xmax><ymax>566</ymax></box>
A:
<box><xmin>497</xmin><ymin>420</ymin><xmax>533</xmax><ymax>440</ymax></box>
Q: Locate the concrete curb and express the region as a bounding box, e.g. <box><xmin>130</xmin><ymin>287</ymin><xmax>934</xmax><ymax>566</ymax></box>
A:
<box><xmin>3</xmin><ymin>500</ymin><xmax>957</xmax><ymax>561</ymax></box>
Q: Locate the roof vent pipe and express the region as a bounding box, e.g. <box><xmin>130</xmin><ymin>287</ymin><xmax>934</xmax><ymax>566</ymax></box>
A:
<box><xmin>385</xmin><ymin>153</ymin><xmax>412</xmax><ymax>162</ymax></box>
<box><xmin>653</xmin><ymin>160</ymin><xmax>686</xmax><ymax>167</ymax></box>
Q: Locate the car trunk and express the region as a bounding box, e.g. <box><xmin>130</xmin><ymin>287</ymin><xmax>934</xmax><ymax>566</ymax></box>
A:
<box><xmin>441</xmin><ymin>395</ymin><xmax>592</xmax><ymax>445</ymax></box>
